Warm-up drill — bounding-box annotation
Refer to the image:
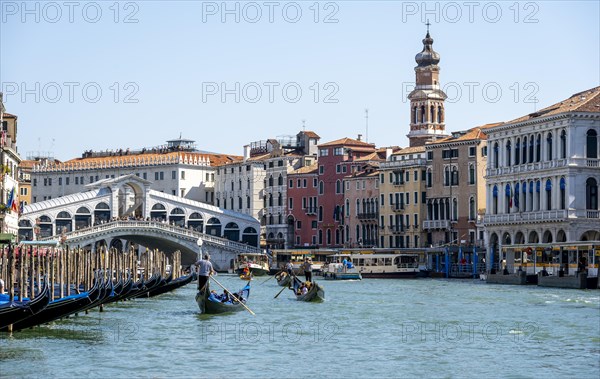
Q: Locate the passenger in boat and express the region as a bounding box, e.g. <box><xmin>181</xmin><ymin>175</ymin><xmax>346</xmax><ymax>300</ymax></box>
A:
<box><xmin>301</xmin><ymin>285</ymin><xmax>308</xmax><ymax>295</ymax></box>
<box><xmin>296</xmin><ymin>283</ymin><xmax>305</xmax><ymax>295</ymax></box>
<box><xmin>195</xmin><ymin>254</ymin><xmax>216</xmax><ymax>292</ymax></box>
<box><xmin>303</xmin><ymin>258</ymin><xmax>313</xmax><ymax>282</ymax></box>
<box><xmin>541</xmin><ymin>266</ymin><xmax>549</xmax><ymax>276</ymax></box>
<box><xmin>208</xmin><ymin>290</ymin><xmax>220</xmax><ymax>302</ymax></box>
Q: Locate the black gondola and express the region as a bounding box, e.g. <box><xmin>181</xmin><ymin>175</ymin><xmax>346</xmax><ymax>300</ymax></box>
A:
<box><xmin>195</xmin><ymin>280</ymin><xmax>251</xmax><ymax>314</ymax></box>
<box><xmin>4</xmin><ymin>275</ymin><xmax>102</xmax><ymax>332</ymax></box>
<box><xmin>290</xmin><ymin>276</ymin><xmax>325</xmax><ymax>302</ymax></box>
<box><xmin>148</xmin><ymin>272</ymin><xmax>194</xmax><ymax>297</ymax></box>
<box><xmin>0</xmin><ymin>278</ymin><xmax>51</xmax><ymax>330</ymax></box>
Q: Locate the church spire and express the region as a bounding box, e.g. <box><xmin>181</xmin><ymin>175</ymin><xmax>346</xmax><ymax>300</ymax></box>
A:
<box><xmin>406</xmin><ymin>27</ymin><xmax>448</xmax><ymax>147</ymax></box>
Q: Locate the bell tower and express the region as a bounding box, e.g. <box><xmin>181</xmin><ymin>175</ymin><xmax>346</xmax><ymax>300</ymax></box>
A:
<box><xmin>407</xmin><ymin>25</ymin><xmax>448</xmax><ymax>147</ymax></box>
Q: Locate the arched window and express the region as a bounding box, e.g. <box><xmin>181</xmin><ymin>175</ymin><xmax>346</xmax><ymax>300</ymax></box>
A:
<box><xmin>515</xmin><ymin>138</ymin><xmax>521</xmax><ymax>165</ymax></box>
<box><xmin>545</xmin><ymin>179</ymin><xmax>552</xmax><ymax>211</ymax></box>
<box><xmin>522</xmin><ymin>136</ymin><xmax>528</xmax><ymax>164</ymax></box>
<box><xmin>469</xmin><ymin>197</ymin><xmax>476</xmax><ymax>221</ymax></box>
<box><xmin>246</xmin><ymin>196</ymin><xmax>250</xmax><ymax>208</ymax></box>
<box><xmin>319</xmin><ymin>181</ymin><xmax>324</xmax><ymax>195</ymax></box>
<box><xmin>268</xmin><ymin>194</ymin><xmax>273</xmax><ymax>206</ymax></box>
<box><xmin>437</xmin><ymin>106</ymin><xmax>443</xmax><ymax>123</ymax></box>
<box><xmin>560</xmin><ymin>130</ymin><xmax>567</xmax><ymax>159</ymax></box>
<box><xmin>356</xmin><ymin>199</ymin><xmax>360</xmax><ymax>216</ymax></box>
<box><xmin>278</xmin><ymin>213</ymin><xmax>282</xmax><ymax>225</ymax></box>
<box><xmin>413</xmin><ymin>106</ymin><xmax>418</xmax><ymax>124</ymax></box>
<box><xmin>268</xmin><ymin>175</ymin><xmax>273</xmax><ymax>186</ymax></box>
<box><xmin>346</xmin><ymin>199</ymin><xmax>350</xmax><ymax>216</ymax></box>
<box><xmin>318</xmin><ymin>206</ymin><xmax>323</xmax><ymax>222</ymax></box>
<box><xmin>546</xmin><ymin>132</ymin><xmax>553</xmax><ymax>161</ymax></box>
<box><xmin>336</xmin><ymin>180</ymin><xmax>341</xmax><ymax>194</ymax></box>
<box><xmin>451</xmin><ymin>166</ymin><xmax>459</xmax><ymax>186</ymax></box>
<box><xmin>560</xmin><ymin>178</ymin><xmax>566</xmax><ymax>210</ymax></box>
<box><xmin>529</xmin><ymin>135</ymin><xmax>534</xmax><ymax>163</ymax></box>
<box><xmin>586</xmin><ymin>178</ymin><xmax>598</xmax><ymax>210</ymax></box>
<box><xmin>430</xmin><ymin>105</ymin><xmax>435</xmax><ymax>122</ymax></box>
<box><xmin>444</xmin><ymin>166</ymin><xmax>450</xmax><ymax>186</ymax></box>
<box><xmin>586</xmin><ymin>129</ymin><xmax>598</xmax><ymax>158</ymax></box>
<box><xmin>420</xmin><ymin>105</ymin><xmax>426</xmax><ymax>123</ymax></box>
<box><xmin>426</xmin><ymin>168</ymin><xmax>432</xmax><ymax>187</ymax></box>
<box><xmin>469</xmin><ymin>164</ymin><xmax>475</xmax><ymax>185</ymax></box>
<box><xmin>278</xmin><ymin>193</ymin><xmax>282</xmax><ymax>206</ymax></box>
<box><xmin>529</xmin><ymin>181</ymin><xmax>534</xmax><ymax>212</ymax></box>
<box><xmin>505</xmin><ymin>184</ymin><xmax>512</xmax><ymax>213</ymax></box>
<box><xmin>506</xmin><ymin>140</ymin><xmax>512</xmax><ymax>166</ymax></box>
<box><xmin>514</xmin><ymin>183</ymin><xmax>520</xmax><ymax>210</ymax></box>
<box><xmin>238</xmin><ymin>196</ymin><xmax>242</xmax><ymax>209</ymax></box>
<box><xmin>492</xmin><ymin>185</ymin><xmax>498</xmax><ymax>214</ymax></box>
<box><xmin>452</xmin><ymin>198</ymin><xmax>458</xmax><ymax>221</ymax></box>
<box><xmin>318</xmin><ymin>229</ymin><xmax>323</xmax><ymax>245</ymax></box>
<box><xmin>278</xmin><ymin>174</ymin><xmax>283</xmax><ymax>186</ymax></box>
<box><xmin>493</xmin><ymin>143</ymin><xmax>499</xmax><ymax>169</ymax></box>
<box><xmin>326</xmin><ymin>229</ymin><xmax>331</xmax><ymax>245</ymax></box>
<box><xmin>522</xmin><ymin>181</ymin><xmax>527</xmax><ymax>211</ymax></box>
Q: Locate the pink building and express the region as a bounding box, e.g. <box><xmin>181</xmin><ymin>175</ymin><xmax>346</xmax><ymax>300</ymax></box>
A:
<box><xmin>287</xmin><ymin>163</ymin><xmax>318</xmax><ymax>247</ymax></box>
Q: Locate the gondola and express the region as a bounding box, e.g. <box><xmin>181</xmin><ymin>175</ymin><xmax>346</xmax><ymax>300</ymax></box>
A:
<box><xmin>127</xmin><ymin>273</ymin><xmax>161</xmax><ymax>299</ymax></box>
<box><xmin>195</xmin><ymin>280</ymin><xmax>250</xmax><ymax>314</ymax></box>
<box><xmin>4</xmin><ymin>275</ymin><xmax>102</xmax><ymax>331</ymax></box>
<box><xmin>148</xmin><ymin>272</ymin><xmax>195</xmax><ymax>297</ymax></box>
<box><xmin>291</xmin><ymin>276</ymin><xmax>324</xmax><ymax>302</ymax></box>
<box><xmin>0</xmin><ymin>278</ymin><xmax>51</xmax><ymax>330</ymax></box>
<box><xmin>104</xmin><ymin>273</ymin><xmax>134</xmax><ymax>304</ymax></box>
<box><xmin>275</xmin><ymin>272</ymin><xmax>292</xmax><ymax>287</ymax></box>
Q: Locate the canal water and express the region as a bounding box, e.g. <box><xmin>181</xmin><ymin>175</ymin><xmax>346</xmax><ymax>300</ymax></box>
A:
<box><xmin>1</xmin><ymin>276</ymin><xmax>599</xmax><ymax>378</ymax></box>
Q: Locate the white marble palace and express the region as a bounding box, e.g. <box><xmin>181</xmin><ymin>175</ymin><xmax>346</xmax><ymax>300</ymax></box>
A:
<box><xmin>484</xmin><ymin>86</ymin><xmax>600</xmax><ymax>264</ymax></box>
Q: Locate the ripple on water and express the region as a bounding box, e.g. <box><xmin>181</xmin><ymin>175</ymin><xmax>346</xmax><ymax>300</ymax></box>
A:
<box><xmin>0</xmin><ymin>277</ymin><xmax>598</xmax><ymax>379</ymax></box>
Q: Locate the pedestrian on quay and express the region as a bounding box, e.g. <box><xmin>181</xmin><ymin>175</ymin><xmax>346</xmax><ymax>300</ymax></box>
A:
<box><xmin>195</xmin><ymin>254</ymin><xmax>215</xmax><ymax>291</ymax></box>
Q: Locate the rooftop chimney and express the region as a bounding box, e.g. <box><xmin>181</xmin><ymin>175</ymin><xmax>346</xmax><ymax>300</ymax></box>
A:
<box><xmin>386</xmin><ymin>148</ymin><xmax>393</xmax><ymax>161</ymax></box>
<box><xmin>243</xmin><ymin>145</ymin><xmax>250</xmax><ymax>162</ymax></box>
<box><xmin>357</xmin><ymin>134</ymin><xmax>362</xmax><ymax>141</ymax></box>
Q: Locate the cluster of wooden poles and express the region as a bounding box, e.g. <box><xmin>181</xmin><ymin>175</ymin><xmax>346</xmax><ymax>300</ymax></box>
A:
<box><xmin>0</xmin><ymin>243</ymin><xmax>182</xmax><ymax>304</ymax></box>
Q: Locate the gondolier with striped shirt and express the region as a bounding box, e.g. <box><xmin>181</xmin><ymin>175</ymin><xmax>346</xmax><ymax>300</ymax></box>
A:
<box><xmin>195</xmin><ymin>254</ymin><xmax>215</xmax><ymax>291</ymax></box>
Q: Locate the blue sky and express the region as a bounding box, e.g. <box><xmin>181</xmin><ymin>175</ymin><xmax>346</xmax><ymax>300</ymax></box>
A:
<box><xmin>1</xmin><ymin>1</ymin><xmax>599</xmax><ymax>160</ymax></box>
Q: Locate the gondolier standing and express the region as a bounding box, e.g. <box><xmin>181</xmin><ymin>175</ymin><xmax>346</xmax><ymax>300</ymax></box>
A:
<box><xmin>196</xmin><ymin>254</ymin><xmax>215</xmax><ymax>291</ymax></box>
<box><xmin>303</xmin><ymin>258</ymin><xmax>313</xmax><ymax>282</ymax></box>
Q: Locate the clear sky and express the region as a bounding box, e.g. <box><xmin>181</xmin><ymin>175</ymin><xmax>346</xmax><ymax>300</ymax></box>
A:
<box><xmin>1</xmin><ymin>1</ymin><xmax>599</xmax><ymax>161</ymax></box>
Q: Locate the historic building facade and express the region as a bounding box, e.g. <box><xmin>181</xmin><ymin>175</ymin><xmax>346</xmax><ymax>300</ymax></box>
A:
<box><xmin>379</xmin><ymin>146</ymin><xmax>428</xmax><ymax>248</ymax></box>
<box><xmin>424</xmin><ymin>126</ymin><xmax>491</xmax><ymax>249</ymax></box>
<box><xmin>343</xmin><ymin>164</ymin><xmax>380</xmax><ymax>248</ymax></box>
<box><xmin>0</xmin><ymin>97</ymin><xmax>22</xmax><ymax>237</ymax></box>
<box><xmin>30</xmin><ymin>137</ymin><xmax>234</xmax><ymax>205</ymax></box>
<box><xmin>215</xmin><ymin>131</ymin><xmax>320</xmax><ymax>248</ymax></box>
<box><xmin>484</xmin><ymin>87</ymin><xmax>600</xmax><ymax>266</ymax></box>
<box><xmin>286</xmin><ymin>163</ymin><xmax>319</xmax><ymax>247</ymax></box>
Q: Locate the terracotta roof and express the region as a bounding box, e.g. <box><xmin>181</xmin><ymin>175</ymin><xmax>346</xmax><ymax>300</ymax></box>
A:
<box><xmin>392</xmin><ymin>146</ymin><xmax>426</xmax><ymax>155</ymax></box>
<box><xmin>289</xmin><ymin>163</ymin><xmax>318</xmax><ymax>175</ymax></box>
<box><xmin>506</xmin><ymin>86</ymin><xmax>600</xmax><ymax>124</ymax></box>
<box><xmin>427</xmin><ymin>126</ymin><xmax>489</xmax><ymax>145</ymax></box>
<box><xmin>302</xmin><ymin>131</ymin><xmax>320</xmax><ymax>139</ymax></box>
<box><xmin>53</xmin><ymin>151</ymin><xmax>241</xmax><ymax>169</ymax></box>
<box><xmin>18</xmin><ymin>160</ymin><xmax>37</xmax><ymax>169</ymax></box>
<box><xmin>354</xmin><ymin>152</ymin><xmax>385</xmax><ymax>162</ymax></box>
<box><xmin>318</xmin><ymin>137</ymin><xmax>376</xmax><ymax>148</ymax></box>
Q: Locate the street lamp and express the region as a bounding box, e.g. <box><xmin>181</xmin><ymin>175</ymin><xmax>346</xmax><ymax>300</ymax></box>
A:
<box><xmin>196</xmin><ymin>238</ymin><xmax>203</xmax><ymax>262</ymax></box>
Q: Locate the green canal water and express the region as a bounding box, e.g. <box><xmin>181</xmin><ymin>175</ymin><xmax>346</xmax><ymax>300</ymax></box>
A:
<box><xmin>1</xmin><ymin>276</ymin><xmax>599</xmax><ymax>378</ymax></box>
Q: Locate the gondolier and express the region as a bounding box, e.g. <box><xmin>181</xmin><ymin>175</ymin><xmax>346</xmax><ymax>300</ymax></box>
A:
<box><xmin>303</xmin><ymin>258</ymin><xmax>313</xmax><ymax>282</ymax></box>
<box><xmin>195</xmin><ymin>254</ymin><xmax>215</xmax><ymax>291</ymax></box>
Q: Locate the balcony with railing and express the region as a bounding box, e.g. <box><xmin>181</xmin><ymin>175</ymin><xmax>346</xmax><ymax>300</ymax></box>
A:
<box><xmin>380</xmin><ymin>158</ymin><xmax>428</xmax><ymax>169</ymax></box>
<box><xmin>388</xmin><ymin>225</ymin><xmax>404</xmax><ymax>234</ymax></box>
<box><xmin>392</xmin><ymin>204</ymin><xmax>404</xmax><ymax>212</ymax></box>
<box><xmin>305</xmin><ymin>207</ymin><xmax>318</xmax><ymax>215</ymax></box>
<box><xmin>423</xmin><ymin>219</ymin><xmax>450</xmax><ymax>230</ymax></box>
<box><xmin>484</xmin><ymin>158</ymin><xmax>600</xmax><ymax>177</ymax></box>
<box><xmin>357</xmin><ymin>212</ymin><xmax>378</xmax><ymax>221</ymax></box>
<box><xmin>483</xmin><ymin>209</ymin><xmax>568</xmax><ymax>224</ymax></box>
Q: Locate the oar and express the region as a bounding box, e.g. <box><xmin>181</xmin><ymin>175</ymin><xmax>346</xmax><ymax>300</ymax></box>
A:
<box><xmin>261</xmin><ymin>270</ymin><xmax>283</xmax><ymax>285</ymax></box>
<box><xmin>273</xmin><ymin>285</ymin><xmax>288</xmax><ymax>299</ymax></box>
<box><xmin>210</xmin><ymin>276</ymin><xmax>255</xmax><ymax>316</ymax></box>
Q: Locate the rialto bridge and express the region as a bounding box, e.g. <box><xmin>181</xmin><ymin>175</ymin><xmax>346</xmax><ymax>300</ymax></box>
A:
<box><xmin>18</xmin><ymin>175</ymin><xmax>261</xmax><ymax>269</ymax></box>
